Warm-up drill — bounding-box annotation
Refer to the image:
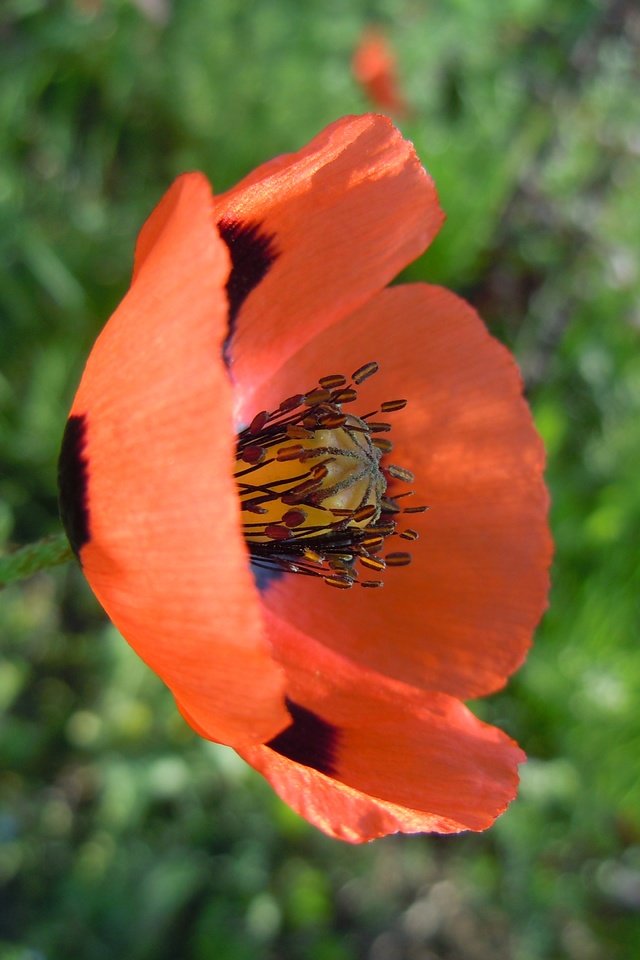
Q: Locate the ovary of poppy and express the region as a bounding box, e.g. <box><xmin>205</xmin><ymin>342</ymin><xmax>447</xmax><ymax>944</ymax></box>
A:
<box><xmin>58</xmin><ymin>114</ymin><xmax>551</xmax><ymax>843</ymax></box>
<box><xmin>352</xmin><ymin>28</ymin><xmax>408</xmax><ymax>117</ymax></box>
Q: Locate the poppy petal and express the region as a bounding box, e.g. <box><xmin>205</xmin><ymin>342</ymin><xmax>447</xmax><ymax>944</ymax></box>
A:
<box><xmin>63</xmin><ymin>173</ymin><xmax>289</xmax><ymax>748</ymax></box>
<box><xmin>249</xmin><ymin>284</ymin><xmax>551</xmax><ymax>699</ymax></box>
<box><xmin>214</xmin><ymin>114</ymin><xmax>444</xmax><ymax>409</ymax></box>
<box><xmin>238</xmin><ymin>614</ymin><xmax>524</xmax><ymax>843</ymax></box>
<box><xmin>352</xmin><ymin>29</ymin><xmax>408</xmax><ymax>116</ymax></box>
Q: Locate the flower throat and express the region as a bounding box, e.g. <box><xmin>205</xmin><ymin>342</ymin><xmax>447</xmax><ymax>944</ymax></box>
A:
<box><xmin>234</xmin><ymin>362</ymin><xmax>425</xmax><ymax>589</ymax></box>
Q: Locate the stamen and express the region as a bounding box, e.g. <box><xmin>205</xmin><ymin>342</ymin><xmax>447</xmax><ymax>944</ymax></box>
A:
<box><xmin>264</xmin><ymin>524</ymin><xmax>292</xmax><ymax>541</ymax></box>
<box><xmin>276</xmin><ymin>445</ymin><xmax>306</xmax><ymax>461</ymax></box>
<box><xmin>244</xmin><ymin>500</ymin><xmax>268</xmax><ymax>514</ymax></box>
<box><xmin>287</xmin><ymin>425</ymin><xmax>313</xmax><ymax>440</ymax></box>
<box><xmin>386</xmin><ymin>464</ymin><xmax>415</xmax><ymax>483</ymax></box>
<box><xmin>279</xmin><ymin>394</ymin><xmax>304</xmax><ymax>412</ymax></box>
<box><xmin>319</xmin><ymin>374</ymin><xmax>347</xmax><ymax>389</ymax></box>
<box><xmin>324</xmin><ymin>576</ymin><xmax>354</xmax><ymax>589</ymax></box>
<box><xmin>331</xmin><ymin>388</ymin><xmax>357</xmax><ymax>404</ymax></box>
<box><xmin>352</xmin><ymin>361</ymin><xmax>379</xmax><ymax>384</ymax></box>
<box><xmin>248</xmin><ymin>410</ymin><xmax>270</xmax><ymax>434</ymax></box>
<box><xmin>317</xmin><ymin>412</ymin><xmax>348</xmax><ymax>429</ymax></box>
<box><xmin>234</xmin><ymin>362</ymin><xmax>425</xmax><ymax>588</ymax></box>
<box><xmin>240</xmin><ymin>445</ymin><xmax>266</xmax><ymax>465</ymax></box>
<box><xmin>362</xmin><ymin>535</ymin><xmax>384</xmax><ymax>550</ymax></box>
<box><xmin>372</xmin><ymin>438</ymin><xmax>393</xmax><ymax>454</ymax></box>
<box><xmin>400</xmin><ymin>529</ymin><xmax>420</xmax><ymax>541</ymax></box>
<box><xmin>303</xmin><ymin>547</ymin><xmax>325</xmax><ymax>564</ymax></box>
<box><xmin>283</xmin><ymin>509</ymin><xmax>307</xmax><ymax>527</ymax></box>
<box><xmin>304</xmin><ymin>388</ymin><xmax>332</xmax><ymax>405</ymax></box>
<box><xmin>365</xmin><ymin>421</ymin><xmax>392</xmax><ymax>433</ymax></box>
<box><xmin>385</xmin><ymin>552</ymin><xmax>412</xmax><ymax>567</ymax></box>
<box><xmin>351</xmin><ymin>504</ymin><xmax>378</xmax><ymax>523</ymax></box>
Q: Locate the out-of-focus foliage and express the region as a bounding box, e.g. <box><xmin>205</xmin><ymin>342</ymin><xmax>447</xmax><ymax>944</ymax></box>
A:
<box><xmin>1</xmin><ymin>0</ymin><xmax>639</xmax><ymax>958</ymax></box>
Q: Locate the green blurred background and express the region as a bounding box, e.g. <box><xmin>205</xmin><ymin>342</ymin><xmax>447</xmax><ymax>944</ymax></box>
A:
<box><xmin>1</xmin><ymin>0</ymin><xmax>639</xmax><ymax>957</ymax></box>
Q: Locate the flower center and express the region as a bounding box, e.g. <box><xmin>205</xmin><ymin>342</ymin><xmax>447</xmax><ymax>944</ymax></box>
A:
<box><xmin>234</xmin><ymin>362</ymin><xmax>425</xmax><ymax>588</ymax></box>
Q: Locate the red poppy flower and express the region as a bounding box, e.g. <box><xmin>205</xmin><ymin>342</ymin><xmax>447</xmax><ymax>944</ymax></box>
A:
<box><xmin>352</xmin><ymin>28</ymin><xmax>407</xmax><ymax>116</ymax></box>
<box><xmin>58</xmin><ymin>115</ymin><xmax>551</xmax><ymax>842</ymax></box>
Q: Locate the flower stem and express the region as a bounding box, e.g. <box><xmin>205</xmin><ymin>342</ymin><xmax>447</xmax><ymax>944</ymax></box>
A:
<box><xmin>0</xmin><ymin>533</ymin><xmax>74</xmax><ymax>588</ymax></box>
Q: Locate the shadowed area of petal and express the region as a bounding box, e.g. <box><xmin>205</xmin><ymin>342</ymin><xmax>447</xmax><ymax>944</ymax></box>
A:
<box><xmin>215</xmin><ymin>114</ymin><xmax>444</xmax><ymax>416</ymax></box>
<box><xmin>250</xmin><ymin>284</ymin><xmax>551</xmax><ymax>699</ymax></box>
<box><xmin>66</xmin><ymin>173</ymin><xmax>288</xmax><ymax>748</ymax></box>
<box><xmin>238</xmin><ymin>613</ymin><xmax>525</xmax><ymax>843</ymax></box>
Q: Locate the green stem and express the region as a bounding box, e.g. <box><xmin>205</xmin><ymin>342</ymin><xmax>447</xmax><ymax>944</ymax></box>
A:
<box><xmin>0</xmin><ymin>533</ymin><xmax>74</xmax><ymax>588</ymax></box>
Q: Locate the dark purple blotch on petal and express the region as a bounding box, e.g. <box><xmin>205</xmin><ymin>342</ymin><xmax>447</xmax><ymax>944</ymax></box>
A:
<box><xmin>218</xmin><ymin>218</ymin><xmax>278</xmax><ymax>363</ymax></box>
<box><xmin>58</xmin><ymin>414</ymin><xmax>90</xmax><ymax>557</ymax></box>
<box><xmin>267</xmin><ymin>698</ymin><xmax>340</xmax><ymax>776</ymax></box>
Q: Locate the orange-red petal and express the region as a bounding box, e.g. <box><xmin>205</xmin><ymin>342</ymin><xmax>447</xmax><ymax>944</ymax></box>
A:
<box><xmin>63</xmin><ymin>173</ymin><xmax>288</xmax><ymax>748</ymax></box>
<box><xmin>214</xmin><ymin>114</ymin><xmax>443</xmax><ymax>416</ymax></box>
<box><xmin>352</xmin><ymin>29</ymin><xmax>408</xmax><ymax>116</ymax></box>
<box><xmin>249</xmin><ymin>284</ymin><xmax>551</xmax><ymax>699</ymax></box>
<box><xmin>238</xmin><ymin>613</ymin><xmax>525</xmax><ymax>843</ymax></box>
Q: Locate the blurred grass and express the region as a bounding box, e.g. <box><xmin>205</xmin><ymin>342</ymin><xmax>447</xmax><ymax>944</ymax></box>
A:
<box><xmin>1</xmin><ymin>0</ymin><xmax>640</xmax><ymax>958</ymax></box>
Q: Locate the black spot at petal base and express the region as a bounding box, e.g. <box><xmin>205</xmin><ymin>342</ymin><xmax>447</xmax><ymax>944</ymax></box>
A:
<box><xmin>58</xmin><ymin>414</ymin><xmax>90</xmax><ymax>557</ymax></box>
<box><xmin>250</xmin><ymin>560</ymin><xmax>285</xmax><ymax>592</ymax></box>
<box><xmin>218</xmin><ymin>217</ymin><xmax>278</xmax><ymax>363</ymax></box>
<box><xmin>267</xmin><ymin>698</ymin><xmax>340</xmax><ymax>777</ymax></box>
